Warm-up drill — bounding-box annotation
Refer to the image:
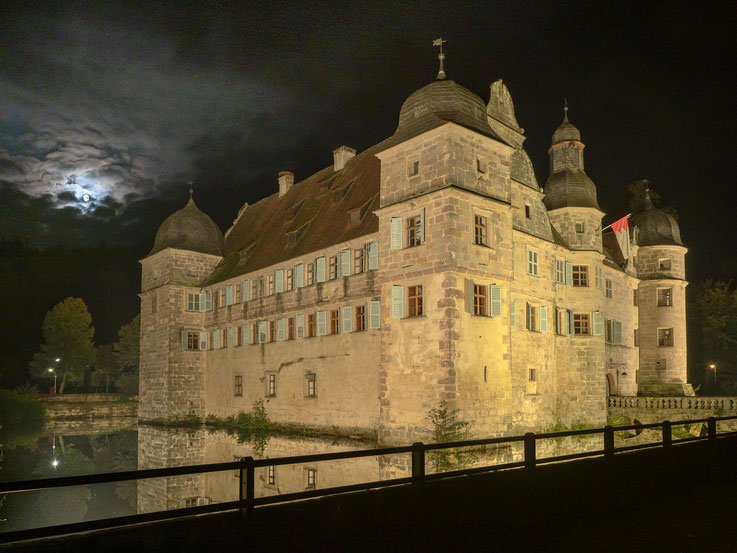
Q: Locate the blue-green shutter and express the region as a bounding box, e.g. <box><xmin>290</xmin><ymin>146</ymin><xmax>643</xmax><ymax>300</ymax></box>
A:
<box><xmin>490</xmin><ymin>285</ymin><xmax>502</xmax><ymax>317</ymax></box>
<box><xmin>213</xmin><ymin>330</ymin><xmax>221</xmax><ymax>349</ymax></box>
<box><xmin>340</xmin><ymin>250</ymin><xmax>351</xmax><ymax>277</ymax></box>
<box><xmin>391</xmin><ymin>285</ymin><xmax>404</xmax><ymax>318</ymax></box>
<box><xmin>294</xmin><ymin>264</ymin><xmax>304</xmax><ymax>288</ymax></box>
<box><xmin>258</xmin><ymin>322</ymin><xmax>267</xmax><ymax>343</ymax></box>
<box><xmin>181</xmin><ymin>330</ymin><xmax>188</xmax><ymax>349</ymax></box>
<box><xmin>565</xmin><ymin>310</ymin><xmax>571</xmax><ymax>335</ymax></box>
<box><xmin>316</xmin><ymin>257</ymin><xmax>326</xmax><ymax>282</ymax></box>
<box><xmin>277</xmin><ymin>318</ymin><xmax>285</xmax><ymax>341</ymax></box>
<box><xmin>368</xmin><ymin>241</ymin><xmax>379</xmax><ymax>270</ymax></box>
<box><xmin>297</xmin><ymin>314</ymin><xmax>305</xmax><ymax>337</ymax></box>
<box><xmin>418</xmin><ymin>208</ymin><xmax>425</xmax><ymax>244</ymax></box>
<box><xmin>613</xmin><ymin>321</ymin><xmax>622</xmax><ymax>343</ymax></box>
<box><xmin>199</xmin><ymin>332</ymin><xmax>208</xmax><ymax>350</ymax></box>
<box><xmin>226</xmin><ymin>285</ymin><xmax>234</xmax><ymax>306</ymax></box>
<box><xmin>390</xmin><ymin>217</ymin><xmax>402</xmax><ymax>249</ymax></box>
<box><xmin>593</xmin><ymin>311</ymin><xmax>604</xmax><ymax>336</ymax></box>
<box><xmin>369</xmin><ymin>300</ymin><xmax>381</xmax><ymax>329</ymax></box>
<box><xmin>565</xmin><ymin>262</ymin><xmax>573</xmax><ymax>286</ymax></box>
<box><xmin>229</xmin><ymin>327</ymin><xmax>235</xmax><ymax>347</ymax></box>
<box><xmin>540</xmin><ymin>306</ymin><xmax>548</xmax><ymax>332</ymax></box>
<box><xmin>275</xmin><ymin>270</ymin><xmax>284</xmax><ymax>293</ymax></box>
<box><xmin>342</xmin><ymin>306</ymin><xmax>352</xmax><ymax>332</ymax></box>
<box><xmin>241</xmin><ymin>325</ymin><xmax>248</xmax><ymax>345</ymax></box>
<box><xmin>317</xmin><ymin>311</ymin><xmax>327</xmax><ymax>335</ymax></box>
<box><xmin>242</xmin><ymin>281</ymin><xmax>250</xmax><ymax>301</ymax></box>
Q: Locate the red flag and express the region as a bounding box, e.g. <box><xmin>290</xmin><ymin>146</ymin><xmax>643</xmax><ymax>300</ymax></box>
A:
<box><xmin>611</xmin><ymin>215</ymin><xmax>630</xmax><ymax>261</ymax></box>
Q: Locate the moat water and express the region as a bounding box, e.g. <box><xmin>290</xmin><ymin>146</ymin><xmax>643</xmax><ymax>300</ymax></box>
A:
<box><xmin>1</xmin><ymin>419</ymin><xmax>659</xmax><ymax>534</ymax></box>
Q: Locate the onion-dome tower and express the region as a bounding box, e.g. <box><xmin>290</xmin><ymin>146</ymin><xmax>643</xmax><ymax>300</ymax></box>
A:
<box><xmin>544</xmin><ymin>102</ymin><xmax>604</xmax><ymax>251</ymax></box>
<box><xmin>632</xmin><ymin>190</ymin><xmax>693</xmax><ymax>396</ymax></box>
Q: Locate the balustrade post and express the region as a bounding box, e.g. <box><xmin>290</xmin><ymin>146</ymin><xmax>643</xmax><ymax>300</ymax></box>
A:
<box><xmin>662</xmin><ymin>421</ymin><xmax>672</xmax><ymax>448</ymax></box>
<box><xmin>240</xmin><ymin>456</ymin><xmax>255</xmax><ymax>515</ymax></box>
<box><xmin>707</xmin><ymin>417</ymin><xmax>717</xmax><ymax>441</ymax></box>
<box><xmin>604</xmin><ymin>425</ymin><xmax>615</xmax><ymax>460</ymax></box>
<box><xmin>524</xmin><ymin>433</ymin><xmax>536</xmax><ymax>470</ymax></box>
<box><xmin>411</xmin><ymin>442</ymin><xmax>425</xmax><ymax>486</ymax></box>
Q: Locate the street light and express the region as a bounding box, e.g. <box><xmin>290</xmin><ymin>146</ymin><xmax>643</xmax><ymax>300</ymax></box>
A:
<box><xmin>47</xmin><ymin>368</ymin><xmax>57</xmax><ymax>395</ymax></box>
<box><xmin>709</xmin><ymin>363</ymin><xmax>717</xmax><ymax>392</ymax></box>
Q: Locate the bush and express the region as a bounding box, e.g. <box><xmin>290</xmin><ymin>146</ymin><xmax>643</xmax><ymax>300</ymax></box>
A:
<box><xmin>0</xmin><ymin>388</ymin><xmax>46</xmax><ymax>447</ymax></box>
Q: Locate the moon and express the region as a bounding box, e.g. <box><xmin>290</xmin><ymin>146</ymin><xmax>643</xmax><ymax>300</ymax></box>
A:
<box><xmin>82</xmin><ymin>194</ymin><xmax>90</xmax><ymax>202</ymax></box>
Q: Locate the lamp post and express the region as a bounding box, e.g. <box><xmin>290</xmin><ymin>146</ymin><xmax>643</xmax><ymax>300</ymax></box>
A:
<box><xmin>709</xmin><ymin>363</ymin><xmax>717</xmax><ymax>393</ymax></box>
<box><xmin>47</xmin><ymin>367</ymin><xmax>57</xmax><ymax>395</ymax></box>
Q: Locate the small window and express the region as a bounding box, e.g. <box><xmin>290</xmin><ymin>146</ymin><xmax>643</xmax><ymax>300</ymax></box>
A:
<box><xmin>528</xmin><ymin>250</ymin><xmax>539</xmax><ymax>276</ymax></box>
<box><xmin>306</xmin><ymin>263</ymin><xmax>314</xmax><ymax>286</ymax></box>
<box><xmin>407</xmin><ymin>216</ymin><xmax>422</xmax><ymax>247</ymax></box>
<box><xmin>306</xmin><ymin>373</ymin><xmax>317</xmax><ymax>397</ymax></box>
<box><xmin>355</xmin><ymin>304</ymin><xmax>366</xmax><ymax>331</ymax></box>
<box><xmin>657</xmin><ymin>288</ymin><xmax>672</xmax><ymax>306</ymax></box>
<box><xmin>408</xmin><ymin>285</ymin><xmax>423</xmax><ymax>317</ymax></box>
<box><xmin>330</xmin><ymin>310</ymin><xmax>339</xmax><ymax>334</ymax></box>
<box><xmin>185</xmin><ymin>331</ymin><xmax>200</xmax><ymax>350</ymax></box>
<box><xmin>235</xmin><ymin>285</ymin><xmax>241</xmax><ymax>304</ymax></box>
<box><xmin>268</xmin><ymin>275</ymin><xmax>275</xmax><ymax>295</ymax></box>
<box><xmin>287</xmin><ymin>317</ymin><xmax>295</xmax><ymax>340</ymax></box>
<box><xmin>354</xmin><ymin>249</ymin><xmax>364</xmax><ymax>274</ymax></box>
<box><xmin>525</xmin><ymin>204</ymin><xmax>531</xmax><ymax>219</ymax></box>
<box><xmin>219</xmin><ymin>289</ymin><xmax>226</xmax><ymax>308</ymax></box>
<box><xmin>474</xmin><ymin>215</ymin><xmax>487</xmax><ymax>246</ymax></box>
<box><xmin>286</xmin><ymin>270</ymin><xmax>293</xmax><ymax>291</ymax></box>
<box><xmin>529</xmin><ymin>368</ymin><xmax>537</xmax><ymax>382</ymax></box>
<box><xmin>555</xmin><ymin>260</ymin><xmax>565</xmax><ymax>284</ymax></box>
<box><xmin>329</xmin><ymin>256</ymin><xmax>338</xmax><ymax>280</ymax></box>
<box><xmin>525</xmin><ymin>303</ymin><xmax>538</xmax><ymax>332</ymax></box>
<box><xmin>267</xmin><ymin>465</ymin><xmax>276</xmax><ymax>486</ymax></box>
<box><xmin>306</xmin><ymin>468</ymin><xmax>317</xmax><ymax>490</ymax></box>
<box><xmin>658</xmin><ymin>328</ymin><xmax>674</xmax><ymax>347</ymax></box>
<box><xmin>572</xmin><ymin>266</ymin><xmax>589</xmax><ymax>287</ymax></box>
<box><xmin>410</xmin><ymin>159</ymin><xmax>419</xmax><ymax>176</ymax></box>
<box><xmin>187</xmin><ymin>293</ymin><xmax>200</xmax><ymax>312</ymax></box>
<box><xmin>234</xmin><ymin>375</ymin><xmax>243</xmax><ymax>397</ymax></box>
<box><xmin>659</xmin><ymin>258</ymin><xmax>672</xmax><ymax>271</ymax></box>
<box><xmin>477</xmin><ymin>158</ymin><xmax>485</xmax><ymax>173</ymax></box>
<box><xmin>605</xmin><ymin>279</ymin><xmax>613</xmax><ymax>299</ymax></box>
<box><xmin>473</xmin><ymin>285</ymin><xmax>487</xmax><ymax>316</ymax></box>
<box><xmin>575</xmin><ymin>222</ymin><xmax>585</xmax><ymax>233</ymax></box>
<box><xmin>266</xmin><ymin>373</ymin><xmax>276</xmax><ymax>397</ymax></box>
<box><xmin>307</xmin><ymin>313</ymin><xmax>316</xmax><ymax>337</ymax></box>
<box><xmin>234</xmin><ymin>327</ymin><xmax>242</xmax><ymax>347</ymax></box>
<box><xmin>573</xmin><ymin>313</ymin><xmax>591</xmax><ymax>335</ymax></box>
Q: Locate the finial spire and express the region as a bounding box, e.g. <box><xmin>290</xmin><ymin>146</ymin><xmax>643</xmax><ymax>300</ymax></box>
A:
<box><xmin>433</xmin><ymin>37</ymin><xmax>447</xmax><ymax>80</ymax></box>
<box><xmin>644</xmin><ymin>184</ymin><xmax>654</xmax><ymax>209</ymax></box>
<box><xmin>188</xmin><ymin>180</ymin><xmax>194</xmax><ymax>202</ymax></box>
<box><xmin>563</xmin><ymin>97</ymin><xmax>569</xmax><ymax>122</ymax></box>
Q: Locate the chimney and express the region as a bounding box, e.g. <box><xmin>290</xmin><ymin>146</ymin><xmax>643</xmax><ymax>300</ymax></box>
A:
<box><xmin>278</xmin><ymin>171</ymin><xmax>294</xmax><ymax>197</ymax></box>
<box><xmin>333</xmin><ymin>145</ymin><xmax>356</xmax><ymax>171</ymax></box>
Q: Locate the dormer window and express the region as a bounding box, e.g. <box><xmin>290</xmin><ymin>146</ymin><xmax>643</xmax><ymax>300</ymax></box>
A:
<box><xmin>290</xmin><ymin>200</ymin><xmax>304</xmax><ymax>219</ymax></box>
<box><xmin>349</xmin><ymin>197</ymin><xmax>375</xmax><ymax>227</ymax></box>
<box><xmin>333</xmin><ymin>180</ymin><xmax>354</xmax><ymax>202</ymax></box>
<box><xmin>318</xmin><ymin>176</ymin><xmax>336</xmax><ymax>196</ymax></box>
<box><xmin>239</xmin><ymin>243</ymin><xmax>256</xmax><ymax>263</ymax></box>
<box><xmin>575</xmin><ymin>222</ymin><xmax>585</xmax><ymax>233</ymax></box>
<box><xmin>287</xmin><ymin>223</ymin><xmax>309</xmax><ymax>246</ymax></box>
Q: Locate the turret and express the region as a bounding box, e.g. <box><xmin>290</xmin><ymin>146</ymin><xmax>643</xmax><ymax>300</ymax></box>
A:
<box><xmin>544</xmin><ymin>103</ymin><xmax>603</xmax><ymax>251</ymax></box>
<box><xmin>139</xmin><ymin>190</ymin><xmax>224</xmax><ymax>420</ymax></box>
<box><xmin>632</xmin><ymin>190</ymin><xmax>693</xmax><ymax>396</ymax></box>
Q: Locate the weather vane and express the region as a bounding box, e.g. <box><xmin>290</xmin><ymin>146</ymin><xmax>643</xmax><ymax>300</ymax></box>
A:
<box><xmin>188</xmin><ymin>180</ymin><xmax>194</xmax><ymax>200</ymax></box>
<box><xmin>433</xmin><ymin>37</ymin><xmax>447</xmax><ymax>80</ymax></box>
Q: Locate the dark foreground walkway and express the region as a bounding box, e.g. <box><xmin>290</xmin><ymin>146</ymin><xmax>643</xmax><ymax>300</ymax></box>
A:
<box><xmin>4</xmin><ymin>438</ymin><xmax>737</xmax><ymax>553</ymax></box>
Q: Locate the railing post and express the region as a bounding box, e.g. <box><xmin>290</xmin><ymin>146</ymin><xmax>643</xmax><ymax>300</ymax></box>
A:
<box><xmin>240</xmin><ymin>456</ymin><xmax>255</xmax><ymax>515</ymax></box>
<box><xmin>707</xmin><ymin>417</ymin><xmax>717</xmax><ymax>441</ymax></box>
<box><xmin>604</xmin><ymin>425</ymin><xmax>615</xmax><ymax>460</ymax></box>
<box><xmin>411</xmin><ymin>442</ymin><xmax>425</xmax><ymax>486</ymax></box>
<box><xmin>524</xmin><ymin>432</ymin><xmax>536</xmax><ymax>470</ymax></box>
<box><xmin>662</xmin><ymin>420</ymin><xmax>672</xmax><ymax>448</ymax></box>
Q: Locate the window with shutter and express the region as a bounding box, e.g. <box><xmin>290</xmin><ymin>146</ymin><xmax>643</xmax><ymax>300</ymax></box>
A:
<box><xmin>229</xmin><ymin>327</ymin><xmax>235</xmax><ymax>347</ymax></box>
<box><xmin>242</xmin><ymin>281</ymin><xmax>250</xmax><ymax>302</ymax></box>
<box><xmin>342</xmin><ymin>306</ymin><xmax>352</xmax><ymax>332</ymax></box>
<box><xmin>317</xmin><ymin>311</ymin><xmax>327</xmax><ymax>335</ymax></box>
<box><xmin>340</xmin><ymin>250</ymin><xmax>351</xmax><ymax>277</ymax></box>
<box><xmin>355</xmin><ymin>304</ymin><xmax>366</xmax><ymax>331</ymax></box>
<box><xmin>181</xmin><ymin>330</ymin><xmax>188</xmax><ymax>349</ymax></box>
<box><xmin>490</xmin><ymin>285</ymin><xmax>502</xmax><ymax>317</ymax></box>
<box><xmin>391</xmin><ymin>285</ymin><xmax>404</xmax><ymax>318</ymax></box>
<box><xmin>277</xmin><ymin>318</ymin><xmax>285</xmax><ymax>341</ymax></box>
<box><xmin>573</xmin><ymin>313</ymin><xmax>590</xmax><ymax>335</ymax></box>
<box><xmin>368</xmin><ymin>241</ymin><xmax>379</xmax><ymax>270</ymax></box>
<box><xmin>473</xmin><ymin>284</ymin><xmax>487</xmax><ymax>316</ymax></box>
<box><xmin>555</xmin><ymin>260</ymin><xmax>565</xmax><ymax>284</ymax></box>
<box><xmin>287</xmin><ymin>317</ymin><xmax>294</xmax><ymax>340</ymax></box>
<box><xmin>528</xmin><ymin>250</ymin><xmax>538</xmax><ymax>276</ymax></box>
<box><xmin>408</xmin><ymin>285</ymin><xmax>423</xmax><ymax>317</ymax></box>
<box><xmin>390</xmin><ymin>217</ymin><xmax>402</xmax><ymax>249</ymax></box>
<box><xmin>354</xmin><ymin>248</ymin><xmax>364</xmax><ymax>274</ymax></box>
<box><xmin>306</xmin><ymin>263</ymin><xmax>314</xmax><ymax>285</ymax></box>
<box><xmin>316</xmin><ymin>257</ymin><xmax>326</xmax><ymax>282</ymax></box>
<box><xmin>329</xmin><ymin>310</ymin><xmax>339</xmax><ymax>334</ymax></box>
<box><xmin>286</xmin><ymin>269</ymin><xmax>293</xmax><ymax>291</ymax></box>
<box><xmin>540</xmin><ymin>306</ymin><xmax>548</xmax><ymax>332</ymax></box>
<box><xmin>407</xmin><ymin>215</ymin><xmax>422</xmax><ymax>247</ymax></box>
<box><xmin>369</xmin><ymin>300</ymin><xmax>381</xmax><ymax>329</ymax></box>
<box><xmin>297</xmin><ymin>314</ymin><xmax>305</xmax><ymax>338</ymax></box>
<box><xmin>213</xmin><ymin>330</ymin><xmax>221</xmax><ymax>349</ymax></box>
<box><xmin>294</xmin><ymin>264</ymin><xmax>304</xmax><ymax>288</ymax></box>
<box><xmin>258</xmin><ymin>322</ymin><xmax>267</xmax><ymax>343</ymax></box>
<box><xmin>572</xmin><ymin>266</ymin><xmax>589</xmax><ymax>287</ymax></box>
<box><xmin>268</xmin><ymin>275</ymin><xmax>275</xmax><ymax>295</ymax></box>
<box><xmin>307</xmin><ymin>313</ymin><xmax>315</xmax><ymax>337</ymax></box>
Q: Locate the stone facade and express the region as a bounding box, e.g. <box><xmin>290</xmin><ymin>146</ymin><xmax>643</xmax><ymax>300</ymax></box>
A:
<box><xmin>139</xmin><ymin>73</ymin><xmax>692</xmax><ymax>445</ymax></box>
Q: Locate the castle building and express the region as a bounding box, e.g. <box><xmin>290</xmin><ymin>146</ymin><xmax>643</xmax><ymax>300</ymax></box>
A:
<box><xmin>139</xmin><ymin>60</ymin><xmax>692</xmax><ymax>444</ymax></box>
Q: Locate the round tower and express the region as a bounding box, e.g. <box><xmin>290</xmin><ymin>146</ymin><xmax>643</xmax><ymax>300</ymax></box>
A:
<box><xmin>544</xmin><ymin>104</ymin><xmax>604</xmax><ymax>251</ymax></box>
<box><xmin>139</xmin><ymin>191</ymin><xmax>224</xmax><ymax>420</ymax></box>
<box><xmin>632</xmin><ymin>191</ymin><xmax>693</xmax><ymax>396</ymax></box>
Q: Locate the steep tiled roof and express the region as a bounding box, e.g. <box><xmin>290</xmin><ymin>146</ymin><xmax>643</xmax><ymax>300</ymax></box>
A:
<box><xmin>212</xmin><ymin>144</ymin><xmax>381</xmax><ymax>283</ymax></box>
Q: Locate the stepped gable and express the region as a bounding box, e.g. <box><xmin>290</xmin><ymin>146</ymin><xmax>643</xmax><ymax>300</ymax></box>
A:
<box><xmin>219</xmin><ymin>145</ymin><xmax>381</xmax><ymax>281</ymax></box>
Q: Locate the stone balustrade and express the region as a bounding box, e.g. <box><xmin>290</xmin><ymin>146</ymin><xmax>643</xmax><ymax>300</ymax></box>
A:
<box><xmin>608</xmin><ymin>396</ymin><xmax>737</xmax><ymax>411</ymax></box>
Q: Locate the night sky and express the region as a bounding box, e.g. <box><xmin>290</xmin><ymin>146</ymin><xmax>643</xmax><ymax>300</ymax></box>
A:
<box><xmin>1</xmin><ymin>1</ymin><xmax>735</xmax><ymax>377</ymax></box>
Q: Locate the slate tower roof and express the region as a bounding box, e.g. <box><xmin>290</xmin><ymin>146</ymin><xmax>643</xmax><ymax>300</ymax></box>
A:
<box><xmin>630</xmin><ymin>190</ymin><xmax>683</xmax><ymax>246</ymax></box>
<box><xmin>148</xmin><ymin>193</ymin><xmax>224</xmax><ymax>257</ymax></box>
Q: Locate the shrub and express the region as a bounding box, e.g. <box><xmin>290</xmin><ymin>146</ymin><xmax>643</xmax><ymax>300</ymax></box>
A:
<box><xmin>0</xmin><ymin>388</ymin><xmax>46</xmax><ymax>447</ymax></box>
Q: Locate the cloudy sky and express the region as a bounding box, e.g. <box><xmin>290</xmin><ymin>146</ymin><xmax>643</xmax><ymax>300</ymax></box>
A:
<box><xmin>1</xmin><ymin>0</ymin><xmax>735</xmax><ymax>280</ymax></box>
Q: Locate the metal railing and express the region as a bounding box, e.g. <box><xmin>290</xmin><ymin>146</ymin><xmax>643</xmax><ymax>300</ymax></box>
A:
<box><xmin>2</xmin><ymin>415</ymin><xmax>736</xmax><ymax>544</ymax></box>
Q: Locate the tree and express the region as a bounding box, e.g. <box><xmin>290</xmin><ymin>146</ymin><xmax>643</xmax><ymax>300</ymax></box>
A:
<box><xmin>92</xmin><ymin>344</ymin><xmax>120</xmax><ymax>393</ymax></box>
<box><xmin>29</xmin><ymin>298</ymin><xmax>96</xmax><ymax>393</ymax></box>
<box><xmin>113</xmin><ymin>314</ymin><xmax>140</xmax><ymax>397</ymax></box>
<box><xmin>113</xmin><ymin>314</ymin><xmax>139</xmax><ymax>372</ymax></box>
<box><xmin>627</xmin><ymin>179</ymin><xmax>678</xmax><ymax>221</ymax></box>
<box><xmin>688</xmin><ymin>281</ymin><xmax>737</xmax><ymax>394</ymax></box>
